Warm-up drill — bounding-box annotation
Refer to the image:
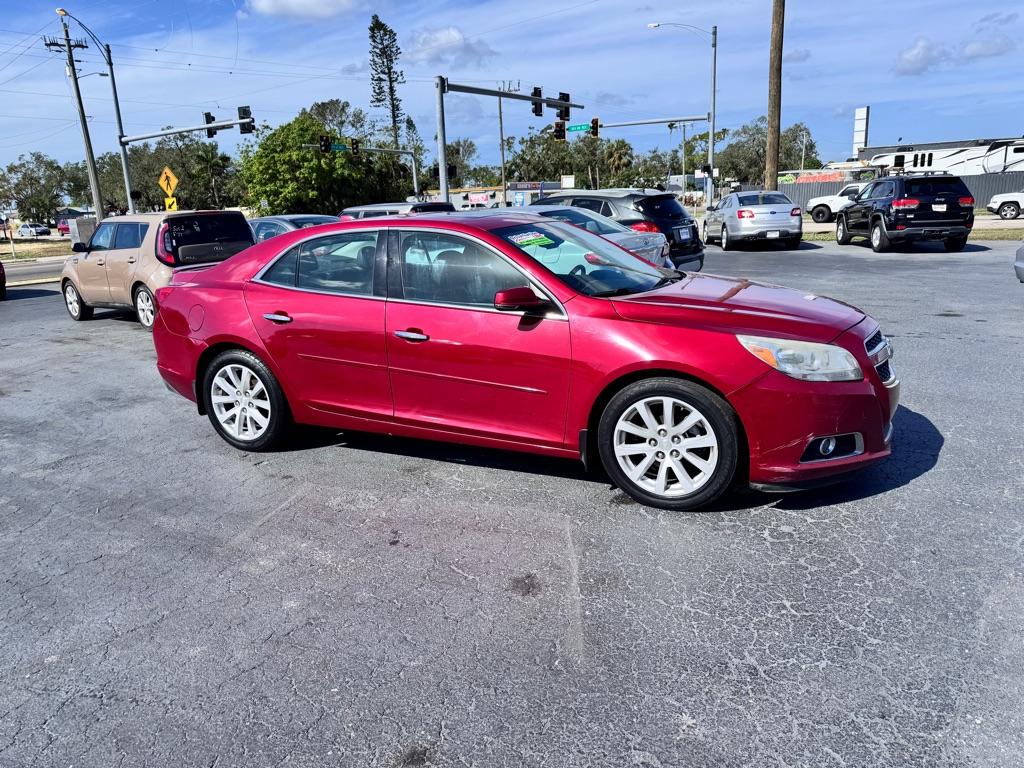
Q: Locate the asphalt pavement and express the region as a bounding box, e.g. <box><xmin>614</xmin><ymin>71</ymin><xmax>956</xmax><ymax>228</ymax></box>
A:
<box><xmin>1</xmin><ymin>240</ymin><xmax>1022</xmax><ymax>767</ymax></box>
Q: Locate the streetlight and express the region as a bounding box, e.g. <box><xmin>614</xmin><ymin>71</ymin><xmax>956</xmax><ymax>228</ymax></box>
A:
<box><xmin>648</xmin><ymin>21</ymin><xmax>717</xmax><ymax>204</ymax></box>
<box><xmin>56</xmin><ymin>8</ymin><xmax>136</xmax><ymax>213</ymax></box>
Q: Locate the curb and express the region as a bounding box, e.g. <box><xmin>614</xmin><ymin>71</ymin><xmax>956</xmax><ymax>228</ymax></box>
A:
<box><xmin>7</xmin><ymin>277</ymin><xmax>60</xmax><ymax>287</ymax></box>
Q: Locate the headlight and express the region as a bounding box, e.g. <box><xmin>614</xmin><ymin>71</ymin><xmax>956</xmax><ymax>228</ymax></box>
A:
<box><xmin>736</xmin><ymin>335</ymin><xmax>862</xmax><ymax>382</ymax></box>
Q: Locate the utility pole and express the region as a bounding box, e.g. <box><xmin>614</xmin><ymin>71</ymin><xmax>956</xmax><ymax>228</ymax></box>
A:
<box><xmin>800</xmin><ymin>128</ymin><xmax>808</xmax><ymax>172</ymax></box>
<box><xmin>46</xmin><ymin>20</ymin><xmax>104</xmax><ymax>221</ymax></box>
<box><xmin>681</xmin><ymin>123</ymin><xmax>687</xmax><ymax>194</ymax></box>
<box><xmin>764</xmin><ymin>0</ymin><xmax>785</xmax><ymax>190</ymax></box>
<box><xmin>497</xmin><ymin>80</ymin><xmax>519</xmax><ymax>207</ymax></box>
<box><xmin>708</xmin><ymin>25</ymin><xmax>717</xmax><ymax>203</ymax></box>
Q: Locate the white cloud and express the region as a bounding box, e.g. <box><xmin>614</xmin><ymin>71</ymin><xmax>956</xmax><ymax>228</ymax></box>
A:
<box><xmin>894</xmin><ymin>37</ymin><xmax>951</xmax><ymax>76</ymax></box>
<box><xmin>783</xmin><ymin>48</ymin><xmax>810</xmax><ymax>63</ymax></box>
<box><xmin>961</xmin><ymin>34</ymin><xmax>1015</xmax><ymax>61</ymax></box>
<box><xmin>246</xmin><ymin>0</ymin><xmax>359</xmax><ymax>19</ymax></box>
<box><xmin>407</xmin><ymin>26</ymin><xmax>497</xmax><ymax>68</ymax></box>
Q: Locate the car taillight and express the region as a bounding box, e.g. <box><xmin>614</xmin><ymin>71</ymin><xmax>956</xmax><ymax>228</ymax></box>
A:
<box><xmin>891</xmin><ymin>198</ymin><xmax>920</xmax><ymax>210</ymax></box>
<box><xmin>958</xmin><ymin>196</ymin><xmax>975</xmax><ymax>207</ymax></box>
<box><xmin>155</xmin><ymin>222</ymin><xmax>174</xmax><ymax>266</ymax></box>
<box><xmin>736</xmin><ymin>209</ymin><xmax>755</xmax><ymax>219</ymax></box>
<box><xmin>790</xmin><ymin>207</ymin><xmax>801</xmax><ymax>216</ymax></box>
<box><xmin>629</xmin><ymin>221</ymin><xmax>660</xmax><ymax>233</ymax></box>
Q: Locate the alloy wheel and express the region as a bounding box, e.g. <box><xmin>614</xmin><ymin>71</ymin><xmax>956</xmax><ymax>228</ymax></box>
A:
<box><xmin>720</xmin><ymin>226</ymin><xmax>729</xmax><ymax>249</ymax></box>
<box><xmin>612</xmin><ymin>395</ymin><xmax>719</xmax><ymax>498</ymax></box>
<box><xmin>136</xmin><ymin>289</ymin><xmax>155</xmax><ymax>327</ymax></box>
<box><xmin>210</xmin><ymin>363</ymin><xmax>272</xmax><ymax>441</ymax></box>
<box><xmin>64</xmin><ymin>285</ymin><xmax>79</xmax><ymax>317</ymax></box>
<box><xmin>837</xmin><ymin>219</ymin><xmax>845</xmax><ymax>240</ymax></box>
<box><xmin>871</xmin><ymin>226</ymin><xmax>881</xmax><ymax>248</ymax></box>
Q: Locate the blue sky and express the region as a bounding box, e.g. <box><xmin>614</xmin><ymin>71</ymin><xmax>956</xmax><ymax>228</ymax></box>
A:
<box><xmin>1</xmin><ymin>0</ymin><xmax>1021</xmax><ymax>174</ymax></box>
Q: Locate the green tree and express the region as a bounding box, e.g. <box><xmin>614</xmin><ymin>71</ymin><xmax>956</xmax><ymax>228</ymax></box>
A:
<box><xmin>0</xmin><ymin>152</ymin><xmax>66</xmax><ymax>223</ymax></box>
<box><xmin>305</xmin><ymin>99</ymin><xmax>371</xmax><ymax>140</ymax></box>
<box><xmin>368</xmin><ymin>14</ymin><xmax>405</xmax><ymax>148</ymax></box>
<box><xmin>716</xmin><ymin>117</ymin><xmax>821</xmax><ymax>182</ymax></box>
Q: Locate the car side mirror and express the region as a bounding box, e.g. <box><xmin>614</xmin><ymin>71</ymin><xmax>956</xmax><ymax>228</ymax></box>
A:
<box><xmin>706</xmin><ymin>204</ymin><xmax>716</xmax><ymax>212</ymax></box>
<box><xmin>72</xmin><ymin>241</ymin><xmax>88</xmax><ymax>252</ymax></box>
<box><xmin>494</xmin><ymin>286</ymin><xmax>548</xmax><ymax>312</ymax></box>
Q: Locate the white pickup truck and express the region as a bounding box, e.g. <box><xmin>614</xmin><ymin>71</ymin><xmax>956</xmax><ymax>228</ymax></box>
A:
<box><xmin>805</xmin><ymin>182</ymin><xmax>870</xmax><ymax>223</ymax></box>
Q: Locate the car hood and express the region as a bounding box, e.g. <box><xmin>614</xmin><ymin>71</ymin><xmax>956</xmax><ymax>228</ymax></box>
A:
<box><xmin>611</xmin><ymin>272</ymin><xmax>865</xmax><ymax>342</ymax></box>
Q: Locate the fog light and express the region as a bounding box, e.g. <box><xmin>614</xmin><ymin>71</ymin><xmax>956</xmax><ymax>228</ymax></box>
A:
<box><xmin>819</xmin><ymin>437</ymin><xmax>837</xmax><ymax>456</ymax></box>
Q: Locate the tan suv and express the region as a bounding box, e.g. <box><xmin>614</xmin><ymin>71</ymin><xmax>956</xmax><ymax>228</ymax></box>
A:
<box><xmin>60</xmin><ymin>210</ymin><xmax>254</xmax><ymax>329</ymax></box>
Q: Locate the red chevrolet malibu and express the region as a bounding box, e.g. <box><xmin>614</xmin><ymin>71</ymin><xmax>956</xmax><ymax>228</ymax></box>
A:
<box><xmin>153</xmin><ymin>212</ymin><xmax>899</xmax><ymax>511</ymax></box>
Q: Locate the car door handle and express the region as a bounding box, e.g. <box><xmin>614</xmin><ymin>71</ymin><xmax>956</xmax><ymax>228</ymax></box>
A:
<box><xmin>263</xmin><ymin>312</ymin><xmax>292</xmax><ymax>324</ymax></box>
<box><xmin>95</xmin><ymin>259</ymin><xmax>105</xmax><ymax>266</ymax></box>
<box><xmin>394</xmin><ymin>329</ymin><xmax>429</xmax><ymax>342</ymax></box>
<box><xmin>127</xmin><ymin>257</ymin><xmax>136</xmax><ymax>263</ymax></box>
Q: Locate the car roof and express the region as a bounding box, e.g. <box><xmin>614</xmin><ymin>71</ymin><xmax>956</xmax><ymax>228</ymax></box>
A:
<box><xmin>343</xmin><ymin>202</ymin><xmax>413</xmax><ymax>211</ymax></box>
<box><xmin>333</xmin><ymin>210</ymin><xmax>550</xmax><ymax>230</ymax></box>
<box><xmin>542</xmin><ymin>188</ymin><xmax>672</xmax><ymax>199</ymax></box>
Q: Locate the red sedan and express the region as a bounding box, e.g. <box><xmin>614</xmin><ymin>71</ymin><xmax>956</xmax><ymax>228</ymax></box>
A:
<box><xmin>153</xmin><ymin>212</ymin><xmax>899</xmax><ymax>511</ymax></box>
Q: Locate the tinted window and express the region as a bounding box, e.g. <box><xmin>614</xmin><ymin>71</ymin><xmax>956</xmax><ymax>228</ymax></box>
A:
<box><xmin>573</xmin><ymin>198</ymin><xmax>610</xmax><ymax>216</ymax></box>
<box><xmin>873</xmin><ymin>182</ymin><xmax>895</xmax><ymax>198</ymax></box>
<box><xmin>838</xmin><ymin>186</ymin><xmax>858</xmax><ymax>196</ymax></box>
<box><xmin>166</xmin><ymin>214</ymin><xmax>254</xmax><ymax>256</ymax></box>
<box><xmin>410</xmin><ymin>202</ymin><xmax>456</xmax><ymax>213</ymax></box>
<box><xmin>538</xmin><ymin>207</ymin><xmax>622</xmax><ymax>235</ymax></box>
<box><xmin>737</xmin><ymin>192</ymin><xmax>793</xmax><ymax>206</ymax></box>
<box><xmin>288</xmin><ymin>216</ymin><xmax>338</xmax><ymax>228</ymax></box>
<box><xmin>89</xmin><ymin>222</ymin><xmax>115</xmax><ymax>251</ymax></box>
<box><xmin>295</xmin><ymin>231</ymin><xmax>377</xmax><ymax>295</ymax></box>
<box><xmin>262</xmin><ymin>247</ymin><xmax>298</xmax><ymax>287</ymax></box>
<box><xmin>113</xmin><ymin>222</ymin><xmax>146</xmax><ymax>250</ymax></box>
<box><xmin>399</xmin><ymin>231</ymin><xmax>527</xmax><ymax>306</ymax></box>
<box><xmin>636</xmin><ymin>195</ymin><xmax>687</xmax><ymax>218</ymax></box>
<box><xmin>905</xmin><ymin>178</ymin><xmax>970</xmax><ymax>196</ymax></box>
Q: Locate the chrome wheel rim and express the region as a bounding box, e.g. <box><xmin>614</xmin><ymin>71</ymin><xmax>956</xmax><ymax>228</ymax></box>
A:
<box><xmin>871</xmin><ymin>226</ymin><xmax>881</xmax><ymax>248</ymax></box>
<box><xmin>211</xmin><ymin>364</ymin><xmax>271</xmax><ymax>441</ymax></box>
<box><xmin>720</xmin><ymin>226</ymin><xmax>728</xmax><ymax>247</ymax></box>
<box><xmin>136</xmin><ymin>290</ymin><xmax>155</xmax><ymax>327</ymax></box>
<box><xmin>64</xmin><ymin>285</ymin><xmax>79</xmax><ymax>317</ymax></box>
<box><xmin>837</xmin><ymin>219</ymin><xmax>844</xmax><ymax>239</ymax></box>
<box><xmin>1001</xmin><ymin>205</ymin><xmax>1017</xmax><ymax>219</ymax></box>
<box><xmin>613</xmin><ymin>396</ymin><xmax>719</xmax><ymax>498</ymax></box>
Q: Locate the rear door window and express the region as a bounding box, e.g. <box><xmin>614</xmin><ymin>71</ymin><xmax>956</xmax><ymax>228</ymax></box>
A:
<box><xmin>113</xmin><ymin>222</ymin><xmax>147</xmax><ymax>250</ymax></box>
<box><xmin>166</xmin><ymin>213</ymin><xmax>255</xmax><ymax>265</ymax></box>
<box><xmin>295</xmin><ymin>230</ymin><xmax>378</xmax><ymax>296</ymax></box>
<box><xmin>573</xmin><ymin>198</ymin><xmax>613</xmax><ymax>217</ymax></box>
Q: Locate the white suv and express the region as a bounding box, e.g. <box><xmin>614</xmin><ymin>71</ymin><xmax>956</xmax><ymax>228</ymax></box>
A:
<box><xmin>986</xmin><ymin>190</ymin><xmax>1022</xmax><ymax>220</ymax></box>
<box><xmin>805</xmin><ymin>182</ymin><xmax>869</xmax><ymax>223</ymax></box>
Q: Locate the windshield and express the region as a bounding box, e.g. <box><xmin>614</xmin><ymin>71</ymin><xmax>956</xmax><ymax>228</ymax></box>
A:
<box><xmin>492</xmin><ymin>221</ymin><xmax>673</xmax><ymax>297</ymax></box>
<box><xmin>290</xmin><ymin>216</ymin><xmax>339</xmax><ymax>228</ymax></box>
<box><xmin>737</xmin><ymin>192</ymin><xmax>793</xmax><ymax>206</ymax></box>
<box><xmin>536</xmin><ymin>207</ymin><xmax>625</xmax><ymax>235</ymax></box>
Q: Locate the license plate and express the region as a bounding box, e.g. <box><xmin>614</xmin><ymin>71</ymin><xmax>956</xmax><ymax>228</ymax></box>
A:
<box><xmin>675</xmin><ymin>227</ymin><xmax>691</xmax><ymax>242</ymax></box>
<box><xmin>766</xmin><ymin>230</ymin><xmax>780</xmax><ymax>239</ymax></box>
<box><xmin>933</xmin><ymin>203</ymin><xmax>947</xmax><ymax>212</ymax></box>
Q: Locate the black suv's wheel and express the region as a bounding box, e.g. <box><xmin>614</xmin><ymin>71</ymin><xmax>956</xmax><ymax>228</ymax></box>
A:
<box><xmin>63</xmin><ymin>281</ymin><xmax>93</xmax><ymax>321</ymax></box>
<box><xmin>202</xmin><ymin>349</ymin><xmax>289</xmax><ymax>451</ymax></box>
<box><xmin>944</xmin><ymin>235</ymin><xmax>969</xmax><ymax>252</ymax></box>
<box><xmin>811</xmin><ymin>205</ymin><xmax>831</xmax><ymax>223</ymax></box>
<box><xmin>870</xmin><ymin>221</ymin><xmax>890</xmax><ymax>253</ymax></box>
<box><xmin>836</xmin><ymin>215</ymin><xmax>852</xmax><ymax>245</ymax></box>
<box><xmin>998</xmin><ymin>202</ymin><xmax>1020</xmax><ymax>220</ymax></box>
<box><xmin>597</xmin><ymin>377</ymin><xmax>739</xmax><ymax>511</ymax></box>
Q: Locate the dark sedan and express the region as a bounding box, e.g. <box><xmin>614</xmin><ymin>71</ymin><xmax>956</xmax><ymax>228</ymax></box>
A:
<box><xmin>249</xmin><ymin>215</ymin><xmax>340</xmax><ymax>243</ymax></box>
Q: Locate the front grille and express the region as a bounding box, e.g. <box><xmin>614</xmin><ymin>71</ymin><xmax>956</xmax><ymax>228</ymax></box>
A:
<box><xmin>865</xmin><ymin>329</ymin><xmax>884</xmax><ymax>354</ymax></box>
<box><xmin>864</xmin><ymin>328</ymin><xmax>895</xmax><ymax>383</ymax></box>
<box><xmin>876</xmin><ymin>359</ymin><xmax>892</xmax><ymax>382</ymax></box>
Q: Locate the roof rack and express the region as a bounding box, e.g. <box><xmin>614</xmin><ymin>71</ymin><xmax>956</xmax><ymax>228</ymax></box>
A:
<box><xmin>881</xmin><ymin>168</ymin><xmax>951</xmax><ymax>177</ymax></box>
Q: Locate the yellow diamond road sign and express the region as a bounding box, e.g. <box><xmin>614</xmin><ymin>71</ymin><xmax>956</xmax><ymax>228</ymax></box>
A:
<box><xmin>164</xmin><ymin>197</ymin><xmax>178</xmax><ymax>211</ymax></box>
<box><xmin>158</xmin><ymin>166</ymin><xmax>178</xmax><ymax>197</ymax></box>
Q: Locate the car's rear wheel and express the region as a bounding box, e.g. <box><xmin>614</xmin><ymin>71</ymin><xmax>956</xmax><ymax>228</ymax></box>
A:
<box><xmin>811</xmin><ymin>205</ymin><xmax>831</xmax><ymax>223</ymax></box>
<box><xmin>836</xmin><ymin>215</ymin><xmax>852</xmax><ymax>245</ymax></box>
<box><xmin>998</xmin><ymin>202</ymin><xmax>1020</xmax><ymax>220</ymax></box>
<box><xmin>870</xmin><ymin>221</ymin><xmax>889</xmax><ymax>253</ymax></box>
<box><xmin>597</xmin><ymin>378</ymin><xmax>738</xmax><ymax>511</ymax></box>
<box><xmin>134</xmin><ymin>285</ymin><xmax>156</xmax><ymax>330</ymax></box>
<box><xmin>784</xmin><ymin>237</ymin><xmax>801</xmax><ymax>250</ymax></box>
<box><xmin>720</xmin><ymin>225</ymin><xmax>734</xmax><ymax>251</ymax></box>
<box><xmin>203</xmin><ymin>349</ymin><xmax>288</xmax><ymax>451</ymax></box>
<box><xmin>63</xmin><ymin>281</ymin><xmax>93</xmax><ymax>321</ymax></box>
<box><xmin>944</xmin><ymin>235</ymin><xmax>969</xmax><ymax>252</ymax></box>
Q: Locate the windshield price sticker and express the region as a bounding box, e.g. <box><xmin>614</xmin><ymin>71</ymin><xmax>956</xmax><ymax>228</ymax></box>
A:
<box><xmin>510</xmin><ymin>231</ymin><xmax>555</xmax><ymax>247</ymax></box>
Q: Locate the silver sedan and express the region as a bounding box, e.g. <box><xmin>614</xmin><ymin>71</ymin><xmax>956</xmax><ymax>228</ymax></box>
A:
<box><xmin>527</xmin><ymin>204</ymin><xmax>672</xmax><ymax>267</ymax></box>
<box><xmin>704</xmin><ymin>191</ymin><xmax>803</xmax><ymax>250</ymax></box>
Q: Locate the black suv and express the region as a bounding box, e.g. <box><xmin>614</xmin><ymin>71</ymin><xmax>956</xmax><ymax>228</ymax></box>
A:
<box><xmin>533</xmin><ymin>189</ymin><xmax>703</xmax><ymax>269</ymax></box>
<box><xmin>836</xmin><ymin>173</ymin><xmax>974</xmax><ymax>252</ymax></box>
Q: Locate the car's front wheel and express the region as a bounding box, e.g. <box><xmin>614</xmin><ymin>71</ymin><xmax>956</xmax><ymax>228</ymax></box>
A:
<box><xmin>998</xmin><ymin>202</ymin><xmax>1020</xmax><ymax>220</ymax></box>
<box><xmin>597</xmin><ymin>378</ymin><xmax>738</xmax><ymax>511</ymax></box>
<box><xmin>203</xmin><ymin>349</ymin><xmax>288</xmax><ymax>451</ymax></box>
<box><xmin>720</xmin><ymin>225</ymin><xmax>734</xmax><ymax>251</ymax></box>
<box><xmin>63</xmin><ymin>281</ymin><xmax>93</xmax><ymax>321</ymax></box>
<box><xmin>836</xmin><ymin>215</ymin><xmax>852</xmax><ymax>245</ymax></box>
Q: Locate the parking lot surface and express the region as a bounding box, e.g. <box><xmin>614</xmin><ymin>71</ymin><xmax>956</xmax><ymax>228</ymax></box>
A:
<box><xmin>1</xmin><ymin>240</ymin><xmax>1022</xmax><ymax>767</ymax></box>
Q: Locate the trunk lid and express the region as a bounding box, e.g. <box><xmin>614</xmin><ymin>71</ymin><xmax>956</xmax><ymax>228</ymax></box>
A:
<box><xmin>901</xmin><ymin>176</ymin><xmax>973</xmax><ymax>224</ymax></box>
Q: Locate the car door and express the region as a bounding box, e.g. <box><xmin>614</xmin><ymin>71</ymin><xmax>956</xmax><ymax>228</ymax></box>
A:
<box><xmin>75</xmin><ymin>220</ymin><xmax>116</xmax><ymax>303</ymax></box>
<box><xmin>104</xmin><ymin>222</ymin><xmax>148</xmax><ymax>304</ymax></box>
<box><xmin>243</xmin><ymin>228</ymin><xmax>393</xmax><ymax>421</ymax></box>
<box><xmin>845</xmin><ymin>182</ymin><xmax>879</xmax><ymax>232</ymax></box>
<box><xmin>385</xmin><ymin>228</ymin><xmax>572</xmax><ymax>449</ymax></box>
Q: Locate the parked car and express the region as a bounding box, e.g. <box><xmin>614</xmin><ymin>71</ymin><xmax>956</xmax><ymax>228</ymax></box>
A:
<box><xmin>986</xmin><ymin>190</ymin><xmax>1022</xmax><ymax>220</ymax></box>
<box><xmin>704</xmin><ymin>191</ymin><xmax>803</xmax><ymax>250</ymax></box>
<box><xmin>60</xmin><ymin>210</ymin><xmax>255</xmax><ymax>329</ymax></box>
<box><xmin>805</xmin><ymin>182</ymin><xmax>870</xmax><ymax>223</ymax></box>
<box><xmin>836</xmin><ymin>173</ymin><xmax>974</xmax><ymax>253</ymax></box>
<box><xmin>532</xmin><ymin>189</ymin><xmax>704</xmax><ymax>270</ymax></box>
<box><xmin>1014</xmin><ymin>241</ymin><xmax>1024</xmax><ymax>282</ymax></box>
<box><xmin>17</xmin><ymin>223</ymin><xmax>50</xmax><ymax>237</ymax></box>
<box><xmin>250</xmin><ymin>214</ymin><xmax>340</xmax><ymax>243</ymax></box>
<box><xmin>339</xmin><ymin>201</ymin><xmax>456</xmax><ymax>219</ymax></box>
<box><xmin>153</xmin><ymin>212</ymin><xmax>899</xmax><ymax>512</ymax></box>
<box><xmin>525</xmin><ymin>204</ymin><xmax>671</xmax><ymax>267</ymax></box>
<box><xmin>0</xmin><ymin>258</ymin><xmax>6</xmax><ymax>300</ymax></box>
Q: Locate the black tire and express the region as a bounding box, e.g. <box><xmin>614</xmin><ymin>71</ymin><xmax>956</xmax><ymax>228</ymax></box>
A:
<box><xmin>702</xmin><ymin>221</ymin><xmax>712</xmax><ymax>244</ymax></box>
<box><xmin>783</xmin><ymin>237</ymin><xmax>801</xmax><ymax>250</ymax></box>
<box><xmin>133</xmin><ymin>284</ymin><xmax>156</xmax><ymax>331</ymax></box>
<box><xmin>62</xmin><ymin>280</ymin><xmax>93</xmax><ymax>321</ymax></box>
<box><xmin>835</xmin><ymin>215</ymin><xmax>852</xmax><ymax>245</ymax></box>
<box><xmin>870</xmin><ymin>220</ymin><xmax>890</xmax><ymax>253</ymax></box>
<box><xmin>943</xmin><ymin>235</ymin><xmax>968</xmax><ymax>252</ymax></box>
<box><xmin>811</xmin><ymin>205</ymin><xmax>831</xmax><ymax>223</ymax></box>
<box><xmin>597</xmin><ymin>377</ymin><xmax>739</xmax><ymax>511</ymax></box>
<box><xmin>202</xmin><ymin>349</ymin><xmax>289</xmax><ymax>452</ymax></box>
<box><xmin>720</xmin><ymin>225</ymin><xmax>734</xmax><ymax>251</ymax></box>
<box><xmin>998</xmin><ymin>202</ymin><xmax>1020</xmax><ymax>220</ymax></box>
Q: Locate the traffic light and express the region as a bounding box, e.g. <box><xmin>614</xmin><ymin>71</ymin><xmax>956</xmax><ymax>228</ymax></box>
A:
<box><xmin>553</xmin><ymin>121</ymin><xmax>566</xmax><ymax>141</ymax></box>
<box><xmin>319</xmin><ymin>135</ymin><xmax>332</xmax><ymax>153</ymax></box>
<box><xmin>557</xmin><ymin>92</ymin><xmax>570</xmax><ymax>121</ymax></box>
<box><xmin>237</xmin><ymin>105</ymin><xmax>253</xmax><ymax>134</ymax></box>
<box><xmin>590</xmin><ymin>117</ymin><xmax>600</xmax><ymax>138</ymax></box>
<box><xmin>531</xmin><ymin>86</ymin><xmax>543</xmax><ymax>117</ymax></box>
<box><xmin>350</xmin><ymin>138</ymin><xmax>360</xmax><ymax>156</ymax></box>
<box><xmin>204</xmin><ymin>112</ymin><xmax>217</xmax><ymax>138</ymax></box>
